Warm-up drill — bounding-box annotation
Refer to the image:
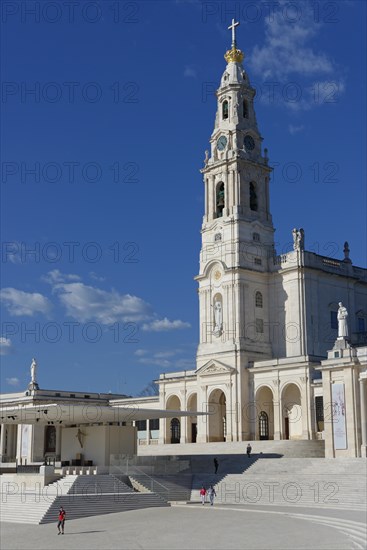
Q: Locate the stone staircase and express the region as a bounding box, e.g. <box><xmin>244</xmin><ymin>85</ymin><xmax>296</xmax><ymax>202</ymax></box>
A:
<box><xmin>0</xmin><ymin>474</ymin><xmax>169</xmax><ymax>524</ymax></box>
<box><xmin>129</xmin><ymin>474</ymin><xmax>193</xmax><ymax>502</ymax></box>
<box><xmin>0</xmin><ymin>475</ymin><xmax>78</xmax><ymax>524</ymax></box>
<box><xmin>191</xmin><ymin>458</ymin><xmax>367</xmax><ymax>511</ymax></box>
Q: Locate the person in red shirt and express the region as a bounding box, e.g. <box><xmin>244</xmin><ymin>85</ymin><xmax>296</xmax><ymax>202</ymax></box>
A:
<box><xmin>199</xmin><ymin>486</ymin><xmax>207</xmax><ymax>505</ymax></box>
<box><xmin>57</xmin><ymin>507</ymin><xmax>66</xmax><ymax>535</ymax></box>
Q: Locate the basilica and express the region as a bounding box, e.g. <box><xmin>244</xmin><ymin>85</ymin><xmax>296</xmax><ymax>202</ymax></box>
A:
<box><xmin>1</xmin><ymin>23</ymin><xmax>367</xmax><ymax>468</ymax></box>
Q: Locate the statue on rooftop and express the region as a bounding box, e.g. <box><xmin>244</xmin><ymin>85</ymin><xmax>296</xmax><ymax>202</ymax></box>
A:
<box><xmin>337</xmin><ymin>302</ymin><xmax>349</xmax><ymax>339</ymax></box>
<box><xmin>292</xmin><ymin>228</ymin><xmax>305</xmax><ymax>251</ymax></box>
<box><xmin>30</xmin><ymin>358</ymin><xmax>37</xmax><ymax>384</ymax></box>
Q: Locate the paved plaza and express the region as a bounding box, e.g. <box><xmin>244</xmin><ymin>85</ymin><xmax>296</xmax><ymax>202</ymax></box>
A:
<box><xmin>1</xmin><ymin>504</ymin><xmax>366</xmax><ymax>550</ymax></box>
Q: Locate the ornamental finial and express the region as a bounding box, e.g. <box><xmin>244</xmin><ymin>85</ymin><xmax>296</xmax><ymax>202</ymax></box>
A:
<box><xmin>224</xmin><ymin>19</ymin><xmax>244</xmax><ymax>63</ymax></box>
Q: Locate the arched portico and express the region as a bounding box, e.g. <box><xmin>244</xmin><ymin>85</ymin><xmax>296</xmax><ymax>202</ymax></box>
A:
<box><xmin>165</xmin><ymin>395</ymin><xmax>181</xmax><ymax>444</ymax></box>
<box><xmin>187</xmin><ymin>393</ymin><xmax>197</xmax><ymax>443</ymax></box>
<box><xmin>208</xmin><ymin>389</ymin><xmax>226</xmax><ymax>442</ymax></box>
<box><xmin>281</xmin><ymin>383</ymin><xmax>302</xmax><ymax>440</ymax></box>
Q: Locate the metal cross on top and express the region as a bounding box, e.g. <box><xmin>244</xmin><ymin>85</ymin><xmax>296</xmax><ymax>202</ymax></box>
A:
<box><xmin>228</xmin><ymin>18</ymin><xmax>240</xmax><ymax>47</ymax></box>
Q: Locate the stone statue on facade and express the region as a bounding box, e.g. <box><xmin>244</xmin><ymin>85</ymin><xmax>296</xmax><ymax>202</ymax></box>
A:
<box><xmin>337</xmin><ymin>302</ymin><xmax>349</xmax><ymax>339</ymax></box>
<box><xmin>30</xmin><ymin>358</ymin><xmax>37</xmax><ymax>383</ymax></box>
<box><xmin>28</xmin><ymin>358</ymin><xmax>39</xmax><ymax>391</ymax></box>
<box><xmin>343</xmin><ymin>241</ymin><xmax>352</xmax><ymax>263</ymax></box>
<box><xmin>292</xmin><ymin>228</ymin><xmax>305</xmax><ymax>251</ymax></box>
<box><xmin>204</xmin><ymin>150</ymin><xmax>209</xmax><ymax>166</ymax></box>
<box><xmin>213</xmin><ymin>301</ymin><xmax>223</xmax><ymax>336</ymax></box>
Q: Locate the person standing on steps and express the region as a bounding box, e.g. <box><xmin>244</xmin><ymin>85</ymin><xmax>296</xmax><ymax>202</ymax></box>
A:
<box><xmin>246</xmin><ymin>443</ymin><xmax>252</xmax><ymax>458</ymax></box>
<box><xmin>213</xmin><ymin>457</ymin><xmax>218</xmax><ymax>474</ymax></box>
<box><xmin>200</xmin><ymin>485</ymin><xmax>207</xmax><ymax>505</ymax></box>
<box><xmin>57</xmin><ymin>506</ymin><xmax>66</xmax><ymax>535</ymax></box>
<box><xmin>207</xmin><ymin>485</ymin><xmax>216</xmax><ymax>506</ymax></box>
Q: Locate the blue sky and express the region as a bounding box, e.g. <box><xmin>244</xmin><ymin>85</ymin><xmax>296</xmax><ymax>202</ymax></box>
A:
<box><xmin>1</xmin><ymin>0</ymin><xmax>366</xmax><ymax>395</ymax></box>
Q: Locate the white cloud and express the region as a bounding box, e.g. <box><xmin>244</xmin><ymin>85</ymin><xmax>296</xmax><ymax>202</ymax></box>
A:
<box><xmin>135</xmin><ymin>347</ymin><xmax>194</xmax><ymax>370</ymax></box>
<box><xmin>184</xmin><ymin>66</ymin><xmax>197</xmax><ymax>78</ymax></box>
<box><xmin>134</xmin><ymin>349</ymin><xmax>148</xmax><ymax>357</ymax></box>
<box><xmin>0</xmin><ymin>337</ymin><xmax>12</xmax><ymax>355</ymax></box>
<box><xmin>42</xmin><ymin>270</ymin><xmax>81</xmax><ymax>284</ymax></box>
<box><xmin>0</xmin><ymin>288</ymin><xmax>52</xmax><ymax>317</ymax></box>
<box><xmin>53</xmin><ymin>281</ymin><xmax>152</xmax><ymax>324</ymax></box>
<box><xmin>89</xmin><ymin>272</ymin><xmax>106</xmax><ymax>282</ymax></box>
<box><xmin>288</xmin><ymin>124</ymin><xmax>304</xmax><ymax>135</ymax></box>
<box><xmin>142</xmin><ymin>317</ymin><xmax>191</xmax><ymax>332</ymax></box>
<box><xmin>248</xmin><ymin>9</ymin><xmax>333</xmax><ymax>80</ymax></box>
<box><xmin>138</xmin><ymin>356</ymin><xmax>173</xmax><ymax>368</ymax></box>
<box><xmin>247</xmin><ymin>4</ymin><xmax>345</xmax><ymax>111</ymax></box>
<box><xmin>6</xmin><ymin>377</ymin><xmax>20</xmax><ymax>386</ymax></box>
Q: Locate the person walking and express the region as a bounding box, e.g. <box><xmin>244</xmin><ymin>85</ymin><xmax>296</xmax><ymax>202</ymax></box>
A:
<box><xmin>199</xmin><ymin>485</ymin><xmax>207</xmax><ymax>505</ymax></box>
<box><xmin>207</xmin><ymin>485</ymin><xmax>216</xmax><ymax>506</ymax></box>
<box><xmin>57</xmin><ymin>506</ymin><xmax>66</xmax><ymax>535</ymax></box>
<box><xmin>246</xmin><ymin>443</ymin><xmax>252</xmax><ymax>458</ymax></box>
<box><xmin>213</xmin><ymin>457</ymin><xmax>218</xmax><ymax>474</ymax></box>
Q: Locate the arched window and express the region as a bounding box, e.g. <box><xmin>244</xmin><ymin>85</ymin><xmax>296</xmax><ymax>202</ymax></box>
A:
<box><xmin>243</xmin><ymin>99</ymin><xmax>248</xmax><ymax>118</ymax></box>
<box><xmin>259</xmin><ymin>411</ymin><xmax>269</xmax><ymax>440</ymax></box>
<box><xmin>250</xmin><ymin>182</ymin><xmax>258</xmax><ymax>211</ymax></box>
<box><xmin>222</xmin><ymin>101</ymin><xmax>229</xmax><ymax>120</ymax></box>
<box><xmin>255</xmin><ymin>291</ymin><xmax>263</xmax><ymax>308</ymax></box>
<box><xmin>253</xmin><ymin>232</ymin><xmax>260</xmax><ymax>242</ymax></box>
<box><xmin>170</xmin><ymin>418</ymin><xmax>180</xmax><ymax>444</ymax></box>
<box><xmin>216</xmin><ymin>182</ymin><xmax>225</xmax><ymax>217</ymax></box>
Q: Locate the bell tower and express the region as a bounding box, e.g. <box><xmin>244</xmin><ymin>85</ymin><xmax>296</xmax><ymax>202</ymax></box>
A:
<box><xmin>195</xmin><ymin>21</ymin><xmax>274</xmax><ymax>441</ymax></box>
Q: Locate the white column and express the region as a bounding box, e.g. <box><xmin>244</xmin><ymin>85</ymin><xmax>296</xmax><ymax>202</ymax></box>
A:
<box><xmin>146</xmin><ymin>420</ymin><xmax>150</xmax><ymax>446</ymax></box>
<box><xmin>273</xmin><ymin>381</ymin><xmax>281</xmax><ymax>440</ymax></box>
<box><xmin>0</xmin><ymin>424</ymin><xmax>7</xmax><ymax>461</ymax></box>
<box><xmin>180</xmin><ymin>390</ymin><xmax>187</xmax><ymax>444</ymax></box>
<box><xmin>359</xmin><ymin>377</ymin><xmax>367</xmax><ymax>457</ymax></box>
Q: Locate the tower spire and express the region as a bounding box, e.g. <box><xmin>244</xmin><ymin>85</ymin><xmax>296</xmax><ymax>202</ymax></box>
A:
<box><xmin>228</xmin><ymin>18</ymin><xmax>240</xmax><ymax>48</ymax></box>
<box><xmin>224</xmin><ymin>19</ymin><xmax>244</xmax><ymax>64</ymax></box>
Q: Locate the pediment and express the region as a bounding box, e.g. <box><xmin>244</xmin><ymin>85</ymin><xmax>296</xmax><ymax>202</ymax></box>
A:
<box><xmin>197</xmin><ymin>360</ymin><xmax>235</xmax><ymax>376</ymax></box>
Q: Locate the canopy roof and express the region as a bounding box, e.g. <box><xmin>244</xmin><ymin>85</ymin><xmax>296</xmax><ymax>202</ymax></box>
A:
<box><xmin>0</xmin><ymin>403</ymin><xmax>205</xmax><ymax>425</ymax></box>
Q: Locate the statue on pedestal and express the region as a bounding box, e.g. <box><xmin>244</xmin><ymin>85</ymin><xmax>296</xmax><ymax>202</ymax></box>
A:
<box><xmin>343</xmin><ymin>241</ymin><xmax>352</xmax><ymax>263</ymax></box>
<box><xmin>28</xmin><ymin>358</ymin><xmax>39</xmax><ymax>391</ymax></box>
<box><xmin>30</xmin><ymin>358</ymin><xmax>37</xmax><ymax>384</ymax></box>
<box><xmin>292</xmin><ymin>228</ymin><xmax>305</xmax><ymax>251</ymax></box>
<box><xmin>337</xmin><ymin>302</ymin><xmax>349</xmax><ymax>339</ymax></box>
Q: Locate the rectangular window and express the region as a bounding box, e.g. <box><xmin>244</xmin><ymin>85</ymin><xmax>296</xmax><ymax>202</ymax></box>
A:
<box><xmin>135</xmin><ymin>420</ymin><xmax>147</xmax><ymax>431</ymax></box>
<box><xmin>255</xmin><ymin>318</ymin><xmax>264</xmax><ymax>333</ymax></box>
<box><xmin>149</xmin><ymin>418</ymin><xmax>159</xmax><ymax>430</ymax></box>
<box><xmin>358</xmin><ymin>318</ymin><xmax>365</xmax><ymax>333</ymax></box>
<box><xmin>330</xmin><ymin>311</ymin><xmax>338</xmax><ymax>330</ymax></box>
<box><xmin>254</xmin><ymin>258</ymin><xmax>262</xmax><ymax>265</ymax></box>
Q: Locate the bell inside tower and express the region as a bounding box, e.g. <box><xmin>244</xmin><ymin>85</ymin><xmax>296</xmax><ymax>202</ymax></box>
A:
<box><xmin>216</xmin><ymin>182</ymin><xmax>225</xmax><ymax>217</ymax></box>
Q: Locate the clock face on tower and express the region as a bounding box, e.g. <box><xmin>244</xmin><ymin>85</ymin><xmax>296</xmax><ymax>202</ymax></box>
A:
<box><xmin>216</xmin><ymin>135</ymin><xmax>228</xmax><ymax>151</ymax></box>
<box><xmin>244</xmin><ymin>135</ymin><xmax>255</xmax><ymax>151</ymax></box>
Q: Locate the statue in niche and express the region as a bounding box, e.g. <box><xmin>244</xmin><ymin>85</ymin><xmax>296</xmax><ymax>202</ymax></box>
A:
<box><xmin>213</xmin><ymin>301</ymin><xmax>223</xmax><ymax>337</ymax></box>
<box><xmin>337</xmin><ymin>302</ymin><xmax>349</xmax><ymax>339</ymax></box>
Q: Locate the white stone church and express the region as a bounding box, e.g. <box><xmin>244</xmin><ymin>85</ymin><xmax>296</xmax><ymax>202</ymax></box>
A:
<box><xmin>1</xmin><ymin>24</ymin><xmax>367</xmax><ymax>467</ymax></box>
